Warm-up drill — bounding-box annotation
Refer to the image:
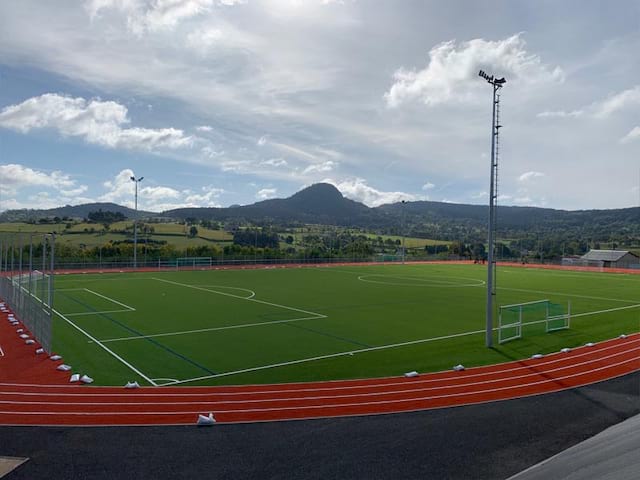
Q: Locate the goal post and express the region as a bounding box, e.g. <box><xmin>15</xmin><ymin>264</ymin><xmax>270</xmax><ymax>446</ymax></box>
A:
<box><xmin>498</xmin><ymin>299</ymin><xmax>570</xmax><ymax>344</ymax></box>
<box><xmin>175</xmin><ymin>257</ymin><xmax>213</xmax><ymax>268</ymax></box>
<box><xmin>546</xmin><ymin>300</ymin><xmax>571</xmax><ymax>332</ymax></box>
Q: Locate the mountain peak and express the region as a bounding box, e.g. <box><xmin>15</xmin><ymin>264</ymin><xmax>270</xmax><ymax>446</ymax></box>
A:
<box><xmin>289</xmin><ymin>183</ymin><xmax>344</xmax><ymax>201</ymax></box>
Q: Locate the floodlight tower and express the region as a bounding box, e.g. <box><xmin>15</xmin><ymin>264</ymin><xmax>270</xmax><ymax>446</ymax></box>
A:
<box><xmin>130</xmin><ymin>175</ymin><xmax>144</xmax><ymax>269</ymax></box>
<box><xmin>479</xmin><ymin>70</ymin><xmax>506</xmax><ymax>348</ymax></box>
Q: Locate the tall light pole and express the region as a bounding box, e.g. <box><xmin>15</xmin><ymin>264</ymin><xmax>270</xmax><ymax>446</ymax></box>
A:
<box><xmin>479</xmin><ymin>70</ymin><xmax>506</xmax><ymax>348</ymax></box>
<box><xmin>130</xmin><ymin>175</ymin><xmax>144</xmax><ymax>269</ymax></box>
<box><xmin>401</xmin><ymin>200</ymin><xmax>406</xmax><ymax>264</ymax></box>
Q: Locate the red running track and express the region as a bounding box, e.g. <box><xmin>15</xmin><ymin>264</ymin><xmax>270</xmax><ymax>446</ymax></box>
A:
<box><xmin>2</xmin><ymin>301</ymin><xmax>639</xmax><ymax>426</ymax></box>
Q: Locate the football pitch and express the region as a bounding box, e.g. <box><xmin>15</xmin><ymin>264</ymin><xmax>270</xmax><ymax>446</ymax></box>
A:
<box><xmin>50</xmin><ymin>263</ymin><xmax>640</xmax><ymax>386</ymax></box>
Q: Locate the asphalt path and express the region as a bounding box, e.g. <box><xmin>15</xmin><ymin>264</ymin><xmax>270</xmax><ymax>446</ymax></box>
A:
<box><xmin>1</xmin><ymin>371</ymin><xmax>638</xmax><ymax>480</ymax></box>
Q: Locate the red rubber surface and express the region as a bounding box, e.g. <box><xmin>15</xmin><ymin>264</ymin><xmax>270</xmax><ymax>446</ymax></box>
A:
<box><xmin>2</xmin><ymin>299</ymin><xmax>638</xmax><ymax>426</ymax></box>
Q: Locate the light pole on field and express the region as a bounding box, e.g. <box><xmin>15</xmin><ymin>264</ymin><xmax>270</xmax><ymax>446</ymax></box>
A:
<box><xmin>130</xmin><ymin>175</ymin><xmax>144</xmax><ymax>269</ymax></box>
<box><xmin>479</xmin><ymin>69</ymin><xmax>506</xmax><ymax>348</ymax></box>
<box><xmin>401</xmin><ymin>200</ymin><xmax>406</xmax><ymax>264</ymax></box>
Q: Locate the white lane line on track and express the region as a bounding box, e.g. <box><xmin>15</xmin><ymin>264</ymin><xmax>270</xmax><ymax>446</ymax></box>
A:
<box><xmin>1</xmin><ymin>356</ymin><xmax>637</xmax><ymax>416</ymax></box>
<box><xmin>2</xmin><ymin>336</ymin><xmax>638</xmax><ymax>394</ymax></box>
<box><xmin>2</xmin><ymin>346</ymin><xmax>637</xmax><ymax>407</ymax></box>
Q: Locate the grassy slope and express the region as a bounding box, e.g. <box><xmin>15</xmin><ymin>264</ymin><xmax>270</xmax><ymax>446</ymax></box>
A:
<box><xmin>51</xmin><ymin>264</ymin><xmax>640</xmax><ymax>386</ymax></box>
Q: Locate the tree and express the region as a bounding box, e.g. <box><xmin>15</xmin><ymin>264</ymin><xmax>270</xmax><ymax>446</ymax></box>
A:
<box><xmin>189</xmin><ymin>226</ymin><xmax>199</xmax><ymax>238</ymax></box>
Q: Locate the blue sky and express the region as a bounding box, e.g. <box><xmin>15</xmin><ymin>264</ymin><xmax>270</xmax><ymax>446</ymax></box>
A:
<box><xmin>0</xmin><ymin>0</ymin><xmax>639</xmax><ymax>212</ymax></box>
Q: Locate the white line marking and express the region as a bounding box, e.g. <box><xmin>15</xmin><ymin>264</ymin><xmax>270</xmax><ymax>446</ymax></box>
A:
<box><xmin>497</xmin><ymin>286</ymin><xmax>639</xmax><ymax>304</ymax></box>
<box><xmin>192</xmin><ymin>285</ymin><xmax>256</xmax><ymax>299</ymax></box>
<box><xmin>2</xmin><ymin>347</ymin><xmax>637</xmax><ymax>406</ymax></box>
<box><xmin>167</xmin><ymin>305</ymin><xmax>640</xmax><ymax>386</ymax></box>
<box><xmin>84</xmin><ymin>289</ymin><xmax>135</xmax><ymax>311</ymax></box>
<box><xmin>150</xmin><ymin>378</ymin><xmax>180</xmax><ymax>385</ymax></box>
<box><xmin>52</xmin><ymin>307</ymin><xmax>157</xmax><ymax>387</ymax></box>
<box><xmin>0</xmin><ymin>344</ymin><xmax>4</xmax><ymax>357</ymax></box>
<box><xmin>152</xmin><ymin>277</ymin><xmax>326</xmax><ymax>319</ymax></box>
<box><xmin>571</xmin><ymin>303</ymin><xmax>640</xmax><ymax>318</ymax></box>
<box><xmin>358</xmin><ymin>274</ymin><xmax>485</xmax><ymax>288</ymax></box>
<box><xmin>66</xmin><ymin>309</ymin><xmax>136</xmax><ymax>317</ymax></box>
<box><xmin>92</xmin><ymin>315</ymin><xmax>325</xmax><ymax>344</ymax></box>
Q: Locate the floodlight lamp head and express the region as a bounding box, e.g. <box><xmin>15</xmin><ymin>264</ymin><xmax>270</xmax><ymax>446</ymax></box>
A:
<box><xmin>495</xmin><ymin>77</ymin><xmax>506</xmax><ymax>84</ymax></box>
<box><xmin>139</xmin><ymin>177</ymin><xmax>144</xmax><ymax>182</ymax></box>
<box><xmin>130</xmin><ymin>176</ymin><xmax>135</xmax><ymax>181</ymax></box>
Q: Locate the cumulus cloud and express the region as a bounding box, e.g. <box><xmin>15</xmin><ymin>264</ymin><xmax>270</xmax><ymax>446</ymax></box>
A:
<box><xmin>385</xmin><ymin>34</ymin><xmax>563</xmax><ymax>107</ymax></box>
<box><xmin>0</xmin><ymin>163</ymin><xmax>91</xmax><ymax>211</ymax></box>
<box><xmin>98</xmin><ymin>169</ymin><xmax>224</xmax><ymax>210</ymax></box>
<box><xmin>325</xmin><ymin>178</ymin><xmax>422</xmax><ymax>207</ymax></box>
<box><xmin>0</xmin><ymin>93</ymin><xmax>194</xmax><ymax>152</ymax></box>
<box><xmin>422</xmin><ymin>182</ymin><xmax>435</xmax><ymax>190</ymax></box>
<box><xmin>0</xmin><ymin>163</ymin><xmax>76</xmax><ymax>194</ymax></box>
<box><xmin>256</xmin><ymin>188</ymin><xmax>277</xmax><ymax>199</ymax></box>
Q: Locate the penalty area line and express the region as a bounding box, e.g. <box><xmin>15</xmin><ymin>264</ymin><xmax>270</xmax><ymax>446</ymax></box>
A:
<box><xmin>53</xmin><ymin>308</ymin><xmax>157</xmax><ymax>386</ymax></box>
<box><xmin>152</xmin><ymin>277</ymin><xmax>326</xmax><ymax>319</ymax></box>
<box><xmin>90</xmin><ymin>315</ymin><xmax>327</xmax><ymax>344</ymax></box>
<box><xmin>66</xmin><ymin>309</ymin><xmax>136</xmax><ymax>317</ymax></box>
<box><xmin>84</xmin><ymin>288</ymin><xmax>136</xmax><ymax>311</ymax></box>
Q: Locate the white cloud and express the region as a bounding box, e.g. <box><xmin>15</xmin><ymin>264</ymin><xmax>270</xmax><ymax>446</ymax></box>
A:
<box><xmin>260</xmin><ymin>158</ymin><xmax>288</xmax><ymax>167</ymax></box>
<box><xmin>196</xmin><ymin>125</ymin><xmax>213</xmax><ymax>132</ymax></box>
<box><xmin>184</xmin><ymin>186</ymin><xmax>224</xmax><ymax>205</ymax></box>
<box><xmin>593</xmin><ymin>86</ymin><xmax>640</xmax><ymax>118</ymax></box>
<box><xmin>99</xmin><ymin>169</ymin><xmax>224</xmax><ymax>210</ymax></box>
<box><xmin>0</xmin><ymin>93</ymin><xmax>194</xmax><ymax>152</ymax></box>
<box><xmin>257</xmin><ymin>135</ymin><xmax>268</xmax><ymax>146</ymax></box>
<box><xmin>620</xmin><ymin>126</ymin><xmax>640</xmax><ymax>144</ymax></box>
<box><xmin>422</xmin><ymin>182</ymin><xmax>435</xmax><ymax>190</ymax></box>
<box><xmin>537</xmin><ymin>110</ymin><xmax>583</xmax><ymax>118</ymax></box>
<box><xmin>256</xmin><ymin>188</ymin><xmax>277</xmax><ymax>199</ymax></box>
<box><xmin>0</xmin><ymin>163</ymin><xmax>91</xmax><ymax>211</ymax></box>
<box><xmin>325</xmin><ymin>178</ymin><xmax>423</xmax><ymax>207</ymax></box>
<box><xmin>0</xmin><ymin>163</ymin><xmax>76</xmax><ymax>194</ymax></box>
<box><xmin>59</xmin><ymin>185</ymin><xmax>90</xmax><ymax>197</ymax></box>
<box><xmin>538</xmin><ymin>86</ymin><xmax>640</xmax><ymax>119</ymax></box>
<box><xmin>87</xmin><ymin>0</ymin><xmax>244</xmax><ymax>34</ymax></box>
<box><xmin>385</xmin><ymin>34</ymin><xmax>563</xmax><ymax>107</ymax></box>
<box><xmin>302</xmin><ymin>160</ymin><xmax>336</xmax><ymax>174</ymax></box>
<box><xmin>518</xmin><ymin>171</ymin><xmax>545</xmax><ymax>182</ymax></box>
<box><xmin>186</xmin><ymin>24</ymin><xmax>254</xmax><ymax>52</ymax></box>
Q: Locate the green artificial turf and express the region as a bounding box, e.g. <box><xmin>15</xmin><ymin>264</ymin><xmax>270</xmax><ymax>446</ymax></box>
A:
<box><xmin>50</xmin><ymin>263</ymin><xmax>640</xmax><ymax>386</ymax></box>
